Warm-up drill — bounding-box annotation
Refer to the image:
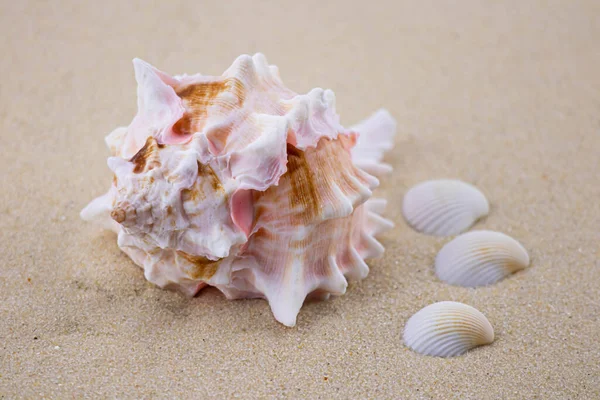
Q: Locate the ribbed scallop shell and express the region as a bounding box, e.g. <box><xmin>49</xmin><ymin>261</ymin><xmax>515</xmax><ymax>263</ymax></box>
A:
<box><xmin>402</xmin><ymin>179</ymin><xmax>489</xmax><ymax>236</ymax></box>
<box><xmin>435</xmin><ymin>230</ymin><xmax>530</xmax><ymax>287</ymax></box>
<box><xmin>404</xmin><ymin>301</ymin><xmax>494</xmax><ymax>357</ymax></box>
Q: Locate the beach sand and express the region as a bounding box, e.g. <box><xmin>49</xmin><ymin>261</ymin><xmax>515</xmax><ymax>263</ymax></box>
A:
<box><xmin>1</xmin><ymin>1</ymin><xmax>599</xmax><ymax>398</ymax></box>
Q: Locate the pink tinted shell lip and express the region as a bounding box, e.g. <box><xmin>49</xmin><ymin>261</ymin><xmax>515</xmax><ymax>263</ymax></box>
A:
<box><xmin>230</xmin><ymin>189</ymin><xmax>254</xmax><ymax>237</ymax></box>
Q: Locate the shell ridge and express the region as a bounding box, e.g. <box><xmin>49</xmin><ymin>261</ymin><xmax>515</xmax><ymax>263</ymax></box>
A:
<box><xmin>405</xmin><ymin>196</ymin><xmax>468</xmax><ymax>232</ymax></box>
<box><xmin>435</xmin><ymin>231</ymin><xmax>530</xmax><ymax>287</ymax></box>
<box><xmin>428</xmin><ymin>207</ymin><xmax>471</xmax><ymax>237</ymax></box>
<box><xmin>403</xmin><ymin>180</ymin><xmax>489</xmax><ymax>236</ymax></box>
<box><xmin>404</xmin><ymin>302</ymin><xmax>494</xmax><ymax>357</ymax></box>
<box><xmin>422</xmin><ymin>200</ymin><xmax>478</xmax><ymax>236</ymax></box>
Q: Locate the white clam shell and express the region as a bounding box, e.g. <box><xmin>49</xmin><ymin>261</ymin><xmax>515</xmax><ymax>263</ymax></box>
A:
<box><xmin>435</xmin><ymin>230</ymin><xmax>530</xmax><ymax>287</ymax></box>
<box><xmin>404</xmin><ymin>301</ymin><xmax>494</xmax><ymax>357</ymax></box>
<box><xmin>402</xmin><ymin>179</ymin><xmax>489</xmax><ymax>236</ymax></box>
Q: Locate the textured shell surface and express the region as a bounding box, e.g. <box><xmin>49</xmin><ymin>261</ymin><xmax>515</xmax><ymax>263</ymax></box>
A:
<box><xmin>435</xmin><ymin>230</ymin><xmax>530</xmax><ymax>287</ymax></box>
<box><xmin>81</xmin><ymin>53</ymin><xmax>396</xmax><ymax>326</ymax></box>
<box><xmin>402</xmin><ymin>179</ymin><xmax>489</xmax><ymax>236</ymax></box>
<box><xmin>403</xmin><ymin>301</ymin><xmax>494</xmax><ymax>357</ymax></box>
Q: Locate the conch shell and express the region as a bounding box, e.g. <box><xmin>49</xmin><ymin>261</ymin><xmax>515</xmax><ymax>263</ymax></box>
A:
<box><xmin>81</xmin><ymin>53</ymin><xmax>396</xmax><ymax>326</ymax></box>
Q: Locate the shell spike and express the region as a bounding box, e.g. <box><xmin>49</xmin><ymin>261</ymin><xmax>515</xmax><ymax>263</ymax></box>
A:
<box><xmin>133</xmin><ymin>58</ymin><xmax>180</xmax><ymax>87</ymax></box>
<box><xmin>345</xmin><ymin>247</ymin><xmax>370</xmax><ymax>281</ymax></box>
<box><xmin>127</xmin><ymin>58</ymin><xmax>185</xmax><ymax>153</ymax></box>
<box><xmin>319</xmin><ymin>256</ymin><xmax>349</xmax><ymax>295</ymax></box>
<box><xmin>268</xmin><ymin>293</ymin><xmax>304</xmax><ymax>327</ymax></box>
<box><xmin>366</xmin><ymin>210</ymin><xmax>395</xmax><ymax>236</ymax></box>
<box><xmin>80</xmin><ymin>190</ymin><xmax>120</xmax><ymax>233</ymax></box>
<box><xmin>349</xmin><ymin>109</ymin><xmax>397</xmax><ymax>176</ymax></box>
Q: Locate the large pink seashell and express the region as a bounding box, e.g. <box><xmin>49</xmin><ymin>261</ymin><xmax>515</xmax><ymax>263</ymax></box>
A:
<box><xmin>81</xmin><ymin>54</ymin><xmax>396</xmax><ymax>326</ymax></box>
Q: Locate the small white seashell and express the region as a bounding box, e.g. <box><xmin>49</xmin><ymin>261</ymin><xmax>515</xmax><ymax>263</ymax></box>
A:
<box><xmin>402</xmin><ymin>179</ymin><xmax>489</xmax><ymax>236</ymax></box>
<box><xmin>404</xmin><ymin>301</ymin><xmax>494</xmax><ymax>357</ymax></box>
<box><xmin>435</xmin><ymin>230</ymin><xmax>530</xmax><ymax>287</ymax></box>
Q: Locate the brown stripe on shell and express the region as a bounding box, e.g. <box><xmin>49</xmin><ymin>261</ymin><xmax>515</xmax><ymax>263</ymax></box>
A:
<box><xmin>310</xmin><ymin>136</ymin><xmax>373</xmax><ymax>206</ymax></box>
<box><xmin>254</xmin><ymin>137</ymin><xmax>373</xmax><ymax>227</ymax></box>
<box><xmin>129</xmin><ymin>136</ymin><xmax>164</xmax><ymax>173</ymax></box>
<box><xmin>174</xmin><ymin>78</ymin><xmax>245</xmax><ymax>137</ymax></box>
<box><xmin>181</xmin><ymin>161</ymin><xmax>225</xmax><ymax>206</ymax></box>
<box><xmin>197</xmin><ymin>161</ymin><xmax>224</xmax><ymax>193</ymax></box>
<box><xmin>286</xmin><ymin>143</ymin><xmax>320</xmax><ymax>223</ymax></box>
<box><xmin>177</xmin><ymin>251</ymin><xmax>221</xmax><ymax>280</ymax></box>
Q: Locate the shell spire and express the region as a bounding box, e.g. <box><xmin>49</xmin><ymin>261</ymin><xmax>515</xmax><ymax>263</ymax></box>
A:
<box><xmin>81</xmin><ymin>53</ymin><xmax>396</xmax><ymax>326</ymax></box>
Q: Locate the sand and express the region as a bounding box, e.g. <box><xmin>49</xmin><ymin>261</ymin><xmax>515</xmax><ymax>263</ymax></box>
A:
<box><xmin>1</xmin><ymin>0</ymin><xmax>599</xmax><ymax>398</ymax></box>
